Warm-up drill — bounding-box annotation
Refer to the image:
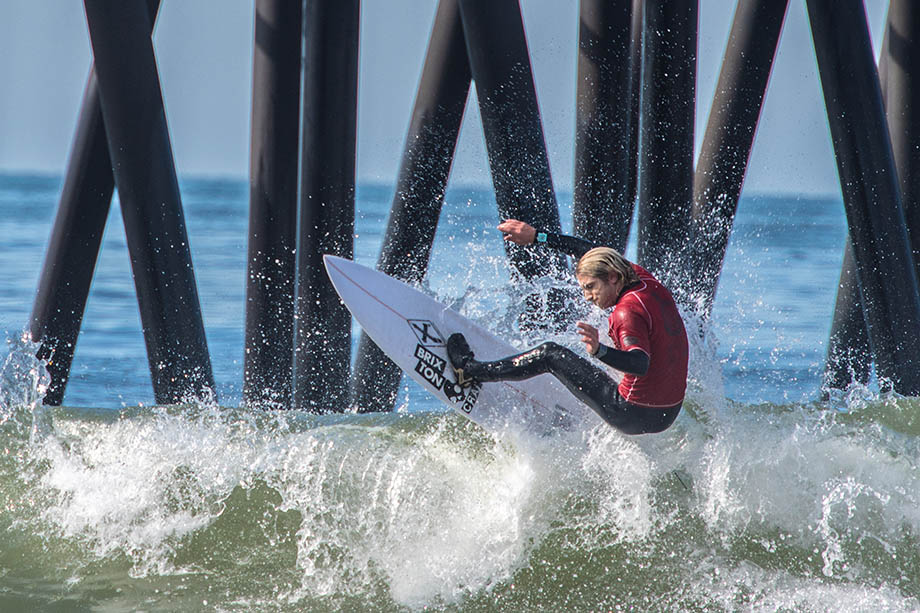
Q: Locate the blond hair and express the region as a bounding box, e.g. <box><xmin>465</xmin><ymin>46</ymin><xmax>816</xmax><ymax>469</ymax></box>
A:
<box><xmin>575</xmin><ymin>247</ymin><xmax>638</xmax><ymax>285</ymax></box>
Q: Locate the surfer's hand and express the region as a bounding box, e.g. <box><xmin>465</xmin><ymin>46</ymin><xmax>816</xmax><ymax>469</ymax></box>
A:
<box><xmin>576</xmin><ymin>321</ymin><xmax>600</xmax><ymax>355</ymax></box>
<box><xmin>498</xmin><ymin>219</ymin><xmax>536</xmax><ymax>245</ymax></box>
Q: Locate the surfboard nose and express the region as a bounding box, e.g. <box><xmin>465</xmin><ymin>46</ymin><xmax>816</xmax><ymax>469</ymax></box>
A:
<box><xmin>323</xmin><ymin>254</ymin><xmax>359</xmax><ymax>305</ymax></box>
<box><xmin>323</xmin><ymin>254</ymin><xmax>348</xmax><ymax>279</ymax></box>
<box><xmin>323</xmin><ymin>253</ymin><xmax>344</xmax><ymax>268</ymax></box>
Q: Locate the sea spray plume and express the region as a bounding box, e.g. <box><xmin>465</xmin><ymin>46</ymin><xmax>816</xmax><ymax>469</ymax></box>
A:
<box><xmin>578</xmin><ymin>426</ymin><xmax>658</xmax><ymax>543</ymax></box>
<box><xmin>691</xmin><ymin>396</ymin><xmax>920</xmax><ymax>579</ymax></box>
<box><xmin>34</xmin><ymin>404</ymin><xmax>259</xmax><ymax>574</ymax></box>
<box><xmin>278</xmin><ymin>414</ymin><xmax>561</xmax><ymax>608</ymax></box>
<box><xmin>0</xmin><ymin>331</ymin><xmax>51</xmax><ymax>441</ymax></box>
<box><xmin>0</xmin><ymin>331</ymin><xmax>50</xmax><ymax>414</ymax></box>
<box><xmin>682</xmin><ymin>307</ymin><xmax>728</xmax><ymax>419</ymax></box>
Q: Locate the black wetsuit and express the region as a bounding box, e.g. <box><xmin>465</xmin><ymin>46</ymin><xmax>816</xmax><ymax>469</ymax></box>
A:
<box><xmin>448</xmin><ymin>232</ymin><xmax>682</xmax><ymax>435</ymax></box>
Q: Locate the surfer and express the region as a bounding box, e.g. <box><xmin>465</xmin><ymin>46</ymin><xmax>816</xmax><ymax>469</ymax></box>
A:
<box><xmin>447</xmin><ymin>219</ymin><xmax>689</xmax><ymax>435</ymax></box>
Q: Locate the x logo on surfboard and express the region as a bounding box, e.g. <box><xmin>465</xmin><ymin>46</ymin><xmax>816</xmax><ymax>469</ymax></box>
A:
<box><xmin>408</xmin><ymin>319</ymin><xmax>445</xmax><ymax>347</ymax></box>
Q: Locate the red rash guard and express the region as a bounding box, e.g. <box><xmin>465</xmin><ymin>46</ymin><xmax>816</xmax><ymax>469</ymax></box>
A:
<box><xmin>607</xmin><ymin>264</ymin><xmax>688</xmax><ymax>408</ymax></box>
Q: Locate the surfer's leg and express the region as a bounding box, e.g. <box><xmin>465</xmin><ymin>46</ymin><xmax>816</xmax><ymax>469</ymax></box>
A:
<box><xmin>447</xmin><ymin>333</ymin><xmax>566</xmax><ymax>383</ymax></box>
<box><xmin>447</xmin><ymin>333</ymin><xmax>680</xmax><ymax>434</ymax></box>
<box><xmin>540</xmin><ymin>355</ymin><xmax>680</xmax><ymax>434</ymax></box>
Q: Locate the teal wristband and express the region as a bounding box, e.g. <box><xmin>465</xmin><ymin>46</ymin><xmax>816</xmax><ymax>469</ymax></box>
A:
<box><xmin>594</xmin><ymin>344</ymin><xmax>608</xmax><ymax>359</ymax></box>
<box><xmin>536</xmin><ymin>232</ymin><xmax>548</xmax><ymax>243</ymax></box>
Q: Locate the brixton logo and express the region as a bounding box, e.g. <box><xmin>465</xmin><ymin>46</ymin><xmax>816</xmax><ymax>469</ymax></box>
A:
<box><xmin>407</xmin><ymin>319</ymin><xmax>445</xmax><ymax>347</ymax></box>
<box><xmin>414</xmin><ymin>343</ymin><xmax>447</xmax><ymax>391</ymax></box>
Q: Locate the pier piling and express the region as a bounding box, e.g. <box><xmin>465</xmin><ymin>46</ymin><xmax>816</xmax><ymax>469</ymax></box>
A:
<box><xmin>293</xmin><ymin>0</ymin><xmax>360</xmax><ymax>412</ymax></box>
<box><xmin>573</xmin><ymin>0</ymin><xmax>639</xmax><ymax>252</ymax></box>
<box><xmin>30</xmin><ymin>0</ymin><xmax>161</xmax><ymax>406</ymax></box>
<box><xmin>243</xmin><ymin>0</ymin><xmax>303</xmax><ymax>409</ymax></box>
<box><xmin>884</xmin><ymin>0</ymin><xmax>920</xmax><ymax>281</ymax></box>
<box><xmin>637</xmin><ymin>0</ymin><xmax>698</xmax><ymax>291</ymax></box>
<box><xmin>824</xmin><ymin>240</ymin><xmax>872</xmax><ymax>390</ymax></box>
<box><xmin>29</xmin><ymin>72</ymin><xmax>114</xmax><ymax>406</ymax></box>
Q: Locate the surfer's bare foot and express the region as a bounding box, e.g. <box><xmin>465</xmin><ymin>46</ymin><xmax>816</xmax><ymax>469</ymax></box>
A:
<box><xmin>447</xmin><ymin>333</ymin><xmax>477</xmax><ymax>387</ymax></box>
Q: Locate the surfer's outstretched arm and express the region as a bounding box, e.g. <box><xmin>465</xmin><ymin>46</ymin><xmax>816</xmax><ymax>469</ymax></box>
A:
<box><xmin>498</xmin><ymin>219</ymin><xmax>599</xmax><ymax>259</ymax></box>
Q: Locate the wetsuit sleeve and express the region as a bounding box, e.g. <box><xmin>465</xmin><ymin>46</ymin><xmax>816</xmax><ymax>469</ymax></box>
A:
<box><xmin>595</xmin><ymin>344</ymin><xmax>650</xmax><ymax>375</ymax></box>
<box><xmin>599</xmin><ymin>302</ymin><xmax>651</xmax><ymax>375</ymax></box>
<box><xmin>538</xmin><ymin>231</ymin><xmax>600</xmax><ymax>259</ymax></box>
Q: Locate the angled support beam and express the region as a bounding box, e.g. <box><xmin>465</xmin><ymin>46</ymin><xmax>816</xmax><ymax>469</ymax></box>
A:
<box><xmin>84</xmin><ymin>0</ymin><xmax>216</xmax><ymax>404</ymax></box>
<box><xmin>691</xmin><ymin>0</ymin><xmax>789</xmax><ymax>317</ymax></box>
<box><xmin>885</xmin><ymin>0</ymin><xmax>920</xmax><ymax>281</ymax></box>
<box><xmin>825</xmin><ymin>0</ymin><xmax>920</xmax><ymax>391</ymax></box>
<box><xmin>824</xmin><ymin>239</ymin><xmax>871</xmax><ymax>390</ymax></box>
<box><xmin>458</xmin><ymin>0</ymin><xmax>565</xmax><ymax>281</ymax></box>
<box><xmin>351</xmin><ymin>0</ymin><xmax>472</xmax><ymax>412</ymax></box>
<box><xmin>626</xmin><ymin>0</ymin><xmax>643</xmax><ymax>239</ymax></box>
<box><xmin>29</xmin><ymin>72</ymin><xmax>114</xmax><ymax>406</ymax></box>
<box><xmin>30</xmin><ymin>0</ymin><xmax>161</xmax><ymax>406</ymax></box>
<box><xmin>808</xmin><ymin>0</ymin><xmax>920</xmax><ymax>395</ymax></box>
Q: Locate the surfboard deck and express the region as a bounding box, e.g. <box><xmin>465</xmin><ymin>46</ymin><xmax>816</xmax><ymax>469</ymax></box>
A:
<box><xmin>324</xmin><ymin>255</ymin><xmax>601</xmax><ymax>435</ymax></box>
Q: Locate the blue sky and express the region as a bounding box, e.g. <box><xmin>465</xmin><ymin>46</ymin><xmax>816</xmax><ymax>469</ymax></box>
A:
<box><xmin>0</xmin><ymin>1</ymin><xmax>889</xmax><ymax>196</ymax></box>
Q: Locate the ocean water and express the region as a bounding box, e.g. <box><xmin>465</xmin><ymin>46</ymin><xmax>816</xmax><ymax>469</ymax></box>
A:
<box><xmin>1</xmin><ymin>173</ymin><xmax>919</xmax><ymax>611</ymax></box>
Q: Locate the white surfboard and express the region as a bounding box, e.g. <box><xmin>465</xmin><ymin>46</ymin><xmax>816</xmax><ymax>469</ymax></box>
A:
<box><xmin>324</xmin><ymin>255</ymin><xmax>602</xmax><ymax>435</ymax></box>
